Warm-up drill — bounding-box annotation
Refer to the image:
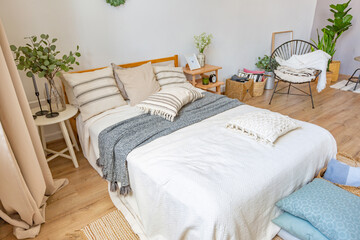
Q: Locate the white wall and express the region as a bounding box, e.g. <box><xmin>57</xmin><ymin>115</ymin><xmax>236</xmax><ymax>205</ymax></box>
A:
<box><xmin>311</xmin><ymin>0</ymin><xmax>360</xmax><ymax>75</ymax></box>
<box><xmin>0</xmin><ymin>0</ymin><xmax>317</xmax><ymax>140</ymax></box>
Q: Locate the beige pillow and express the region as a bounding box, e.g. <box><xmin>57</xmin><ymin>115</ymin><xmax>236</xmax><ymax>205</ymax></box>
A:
<box><xmin>62</xmin><ymin>67</ymin><xmax>127</xmax><ymax>121</ymax></box>
<box><xmin>113</xmin><ymin>62</ymin><xmax>160</xmax><ymax>106</ymax></box>
<box><xmin>136</xmin><ymin>84</ymin><xmax>203</xmax><ymax>121</ymax></box>
<box><xmin>111</xmin><ymin>63</ymin><xmax>129</xmax><ymax>100</ymax></box>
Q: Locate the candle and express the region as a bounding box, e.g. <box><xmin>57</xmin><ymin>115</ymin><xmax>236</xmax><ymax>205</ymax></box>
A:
<box><xmin>31</xmin><ymin>74</ymin><xmax>38</xmax><ymax>93</ymax></box>
<box><xmin>45</xmin><ymin>83</ymin><xmax>50</xmax><ymax>101</ymax></box>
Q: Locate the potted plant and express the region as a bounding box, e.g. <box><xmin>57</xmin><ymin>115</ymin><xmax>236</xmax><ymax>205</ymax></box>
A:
<box><xmin>194</xmin><ymin>32</ymin><xmax>213</xmax><ymax>67</ymax></box>
<box><xmin>255</xmin><ymin>55</ymin><xmax>278</xmax><ymax>89</ymax></box>
<box><xmin>312</xmin><ymin>0</ymin><xmax>352</xmax><ymax>82</ymax></box>
<box><xmin>10</xmin><ymin>34</ymin><xmax>80</xmax><ymax>112</ymax></box>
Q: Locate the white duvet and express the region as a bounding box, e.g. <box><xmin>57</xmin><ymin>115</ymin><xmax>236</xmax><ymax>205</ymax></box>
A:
<box><xmin>77</xmin><ymin>104</ymin><xmax>337</xmax><ymax>240</ymax></box>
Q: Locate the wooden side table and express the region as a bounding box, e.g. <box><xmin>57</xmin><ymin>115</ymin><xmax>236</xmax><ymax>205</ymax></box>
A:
<box><xmin>33</xmin><ymin>104</ymin><xmax>80</xmax><ymax>168</ymax></box>
<box><xmin>183</xmin><ymin>64</ymin><xmax>224</xmax><ymax>94</ymax></box>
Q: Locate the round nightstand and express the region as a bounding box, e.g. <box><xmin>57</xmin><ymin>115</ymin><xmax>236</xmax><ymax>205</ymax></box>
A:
<box><xmin>33</xmin><ymin>104</ymin><xmax>80</xmax><ymax>168</ymax></box>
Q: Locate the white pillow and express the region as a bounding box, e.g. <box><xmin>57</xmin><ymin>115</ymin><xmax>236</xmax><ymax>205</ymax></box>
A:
<box><xmin>153</xmin><ymin>66</ymin><xmax>187</xmax><ymax>88</ymax></box>
<box><xmin>226</xmin><ymin>111</ymin><xmax>300</xmax><ymax>144</ymax></box>
<box><xmin>136</xmin><ymin>84</ymin><xmax>203</xmax><ymax>121</ymax></box>
<box><xmin>61</xmin><ymin>67</ymin><xmax>127</xmax><ymax>121</ymax></box>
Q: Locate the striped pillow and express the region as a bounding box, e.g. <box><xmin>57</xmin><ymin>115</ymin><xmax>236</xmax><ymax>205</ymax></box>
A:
<box><xmin>136</xmin><ymin>85</ymin><xmax>203</xmax><ymax>122</ymax></box>
<box><xmin>62</xmin><ymin>67</ymin><xmax>126</xmax><ymax>121</ymax></box>
<box><xmin>153</xmin><ymin>66</ymin><xmax>187</xmax><ymax>88</ymax></box>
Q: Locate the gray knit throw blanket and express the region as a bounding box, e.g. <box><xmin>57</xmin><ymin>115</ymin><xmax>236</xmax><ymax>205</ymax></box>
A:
<box><xmin>97</xmin><ymin>93</ymin><xmax>242</xmax><ymax>195</ymax></box>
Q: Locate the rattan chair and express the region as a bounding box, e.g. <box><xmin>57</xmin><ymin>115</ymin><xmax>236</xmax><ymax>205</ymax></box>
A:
<box><xmin>269</xmin><ymin>40</ymin><xmax>322</xmax><ymax>108</ymax></box>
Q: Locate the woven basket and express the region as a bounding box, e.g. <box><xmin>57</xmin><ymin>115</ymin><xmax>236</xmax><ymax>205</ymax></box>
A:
<box><xmin>317</xmin><ymin>152</ymin><xmax>360</xmax><ymax>197</ymax></box>
<box><xmin>225</xmin><ymin>78</ymin><xmax>254</xmax><ymax>101</ymax></box>
<box><xmin>251</xmin><ymin>78</ymin><xmax>267</xmax><ymax>97</ymax></box>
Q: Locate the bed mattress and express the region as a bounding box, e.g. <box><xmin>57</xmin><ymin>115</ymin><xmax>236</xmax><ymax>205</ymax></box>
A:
<box><xmin>77</xmin><ymin>104</ymin><xmax>337</xmax><ymax>240</ymax></box>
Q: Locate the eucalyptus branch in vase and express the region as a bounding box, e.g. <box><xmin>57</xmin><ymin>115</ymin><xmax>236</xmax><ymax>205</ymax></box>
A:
<box><xmin>10</xmin><ymin>34</ymin><xmax>81</xmax><ymax>112</ymax></box>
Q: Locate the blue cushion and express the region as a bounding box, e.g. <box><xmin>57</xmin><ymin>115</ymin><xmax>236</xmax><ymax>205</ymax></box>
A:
<box><xmin>276</xmin><ymin>179</ymin><xmax>360</xmax><ymax>240</ymax></box>
<box><xmin>273</xmin><ymin>212</ymin><xmax>329</xmax><ymax>240</ymax></box>
<box><xmin>324</xmin><ymin>158</ymin><xmax>360</xmax><ymax>187</ymax></box>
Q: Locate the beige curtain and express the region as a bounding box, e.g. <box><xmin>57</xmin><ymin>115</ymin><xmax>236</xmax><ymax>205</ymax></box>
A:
<box><xmin>0</xmin><ymin>20</ymin><xmax>68</xmax><ymax>239</ymax></box>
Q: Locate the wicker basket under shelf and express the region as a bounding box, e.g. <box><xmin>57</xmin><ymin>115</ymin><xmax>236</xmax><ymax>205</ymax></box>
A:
<box><xmin>317</xmin><ymin>152</ymin><xmax>360</xmax><ymax>197</ymax></box>
<box><xmin>225</xmin><ymin>78</ymin><xmax>254</xmax><ymax>101</ymax></box>
<box><xmin>251</xmin><ymin>78</ymin><xmax>267</xmax><ymax>97</ymax></box>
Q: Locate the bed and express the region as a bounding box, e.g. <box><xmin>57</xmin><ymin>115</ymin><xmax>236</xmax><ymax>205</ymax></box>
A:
<box><xmin>69</xmin><ymin>55</ymin><xmax>337</xmax><ymax>240</ymax></box>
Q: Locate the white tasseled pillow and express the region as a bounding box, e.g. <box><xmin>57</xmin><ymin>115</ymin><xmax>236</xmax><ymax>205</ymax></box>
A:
<box><xmin>226</xmin><ymin>111</ymin><xmax>300</xmax><ymax>144</ymax></box>
<box><xmin>136</xmin><ymin>84</ymin><xmax>203</xmax><ymax>122</ymax></box>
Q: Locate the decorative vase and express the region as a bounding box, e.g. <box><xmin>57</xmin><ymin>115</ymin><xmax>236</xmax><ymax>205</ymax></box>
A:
<box><xmin>45</xmin><ymin>78</ymin><xmax>66</xmax><ymax>112</ymax></box>
<box><xmin>197</xmin><ymin>53</ymin><xmax>205</xmax><ymax>68</ymax></box>
<box><xmin>264</xmin><ymin>71</ymin><xmax>275</xmax><ymax>90</ymax></box>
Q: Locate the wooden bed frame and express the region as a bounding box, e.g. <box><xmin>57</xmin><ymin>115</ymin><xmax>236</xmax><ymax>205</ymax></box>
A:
<box><xmin>64</xmin><ymin>55</ymin><xmax>179</xmax><ymax>137</ymax></box>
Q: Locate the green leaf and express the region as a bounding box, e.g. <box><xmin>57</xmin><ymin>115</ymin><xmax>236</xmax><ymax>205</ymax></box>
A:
<box><xmin>48</xmin><ymin>65</ymin><xmax>56</xmax><ymax>70</ymax></box>
<box><xmin>38</xmin><ymin>72</ymin><xmax>45</xmax><ymax>78</ymax></box>
<box><xmin>52</xmin><ymin>38</ymin><xmax>58</xmax><ymax>43</ymax></box>
<box><xmin>44</xmin><ymin>60</ymin><xmax>50</xmax><ymax>66</ymax></box>
<box><xmin>40</xmin><ymin>34</ymin><xmax>46</xmax><ymax>39</ymax></box>
<box><xmin>50</xmin><ymin>45</ymin><xmax>56</xmax><ymax>51</ymax></box>
<box><xmin>75</xmin><ymin>52</ymin><xmax>81</xmax><ymax>57</ymax></box>
<box><xmin>56</xmin><ymin>72</ymin><xmax>61</xmax><ymax>77</ymax></box>
<box><xmin>10</xmin><ymin>45</ymin><xmax>17</xmax><ymax>51</ymax></box>
<box><xmin>26</xmin><ymin>71</ymin><xmax>33</xmax><ymax>77</ymax></box>
<box><xmin>17</xmin><ymin>64</ymin><xmax>24</xmax><ymax>70</ymax></box>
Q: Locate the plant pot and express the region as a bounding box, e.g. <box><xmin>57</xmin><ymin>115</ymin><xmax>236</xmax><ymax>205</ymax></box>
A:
<box><xmin>329</xmin><ymin>60</ymin><xmax>340</xmax><ymax>82</ymax></box>
<box><xmin>197</xmin><ymin>53</ymin><xmax>205</xmax><ymax>68</ymax></box>
<box><xmin>264</xmin><ymin>71</ymin><xmax>274</xmax><ymax>90</ymax></box>
<box><xmin>326</xmin><ymin>71</ymin><xmax>333</xmax><ymax>85</ymax></box>
<box><xmin>202</xmin><ymin>77</ymin><xmax>209</xmax><ymax>85</ymax></box>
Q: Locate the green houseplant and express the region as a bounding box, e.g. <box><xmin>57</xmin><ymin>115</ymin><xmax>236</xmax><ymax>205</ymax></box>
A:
<box><xmin>255</xmin><ymin>55</ymin><xmax>279</xmax><ymax>89</ymax></box>
<box><xmin>106</xmin><ymin>0</ymin><xmax>125</xmax><ymax>7</ymax></box>
<box><xmin>312</xmin><ymin>0</ymin><xmax>352</xmax><ymax>81</ymax></box>
<box><xmin>10</xmin><ymin>34</ymin><xmax>80</xmax><ymax>111</ymax></box>
<box><xmin>194</xmin><ymin>32</ymin><xmax>213</xmax><ymax>67</ymax></box>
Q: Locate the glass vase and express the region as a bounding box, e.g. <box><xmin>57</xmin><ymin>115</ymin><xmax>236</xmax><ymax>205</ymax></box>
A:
<box><xmin>45</xmin><ymin>78</ymin><xmax>66</xmax><ymax>112</ymax></box>
<box><xmin>197</xmin><ymin>53</ymin><xmax>206</xmax><ymax>68</ymax></box>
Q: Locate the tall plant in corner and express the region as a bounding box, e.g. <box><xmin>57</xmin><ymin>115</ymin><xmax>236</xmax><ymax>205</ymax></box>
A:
<box><xmin>313</xmin><ymin>0</ymin><xmax>352</xmax><ymax>69</ymax></box>
<box><xmin>11</xmin><ymin>34</ymin><xmax>80</xmax><ymax>111</ymax></box>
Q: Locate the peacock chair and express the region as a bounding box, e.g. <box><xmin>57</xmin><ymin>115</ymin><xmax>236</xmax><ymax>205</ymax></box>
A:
<box><xmin>268</xmin><ymin>40</ymin><xmax>322</xmax><ymax>109</ymax></box>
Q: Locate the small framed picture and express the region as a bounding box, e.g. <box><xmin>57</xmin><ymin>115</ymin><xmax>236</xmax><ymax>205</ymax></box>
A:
<box><xmin>185</xmin><ymin>54</ymin><xmax>201</xmax><ymax>70</ymax></box>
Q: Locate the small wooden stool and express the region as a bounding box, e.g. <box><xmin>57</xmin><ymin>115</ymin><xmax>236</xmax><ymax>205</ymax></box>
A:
<box><xmin>225</xmin><ymin>79</ymin><xmax>254</xmax><ymax>101</ymax></box>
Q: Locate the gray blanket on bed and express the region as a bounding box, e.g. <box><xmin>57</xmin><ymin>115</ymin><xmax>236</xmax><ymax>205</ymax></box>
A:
<box><xmin>97</xmin><ymin>92</ymin><xmax>242</xmax><ymax>195</ymax></box>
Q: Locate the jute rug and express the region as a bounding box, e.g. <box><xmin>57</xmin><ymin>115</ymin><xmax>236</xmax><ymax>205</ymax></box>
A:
<box><xmin>80</xmin><ymin>210</ymin><xmax>283</xmax><ymax>240</ymax></box>
<box><xmin>330</xmin><ymin>80</ymin><xmax>360</xmax><ymax>93</ymax></box>
<box><xmin>80</xmin><ymin>210</ymin><xmax>139</xmax><ymax>240</ymax></box>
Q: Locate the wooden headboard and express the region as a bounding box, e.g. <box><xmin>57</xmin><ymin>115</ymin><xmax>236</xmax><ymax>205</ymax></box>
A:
<box><xmin>65</xmin><ymin>54</ymin><xmax>179</xmax><ymax>137</ymax></box>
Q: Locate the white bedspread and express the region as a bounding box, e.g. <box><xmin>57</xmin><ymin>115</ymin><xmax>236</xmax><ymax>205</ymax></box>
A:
<box><xmin>77</xmin><ymin>104</ymin><xmax>337</xmax><ymax>240</ymax></box>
